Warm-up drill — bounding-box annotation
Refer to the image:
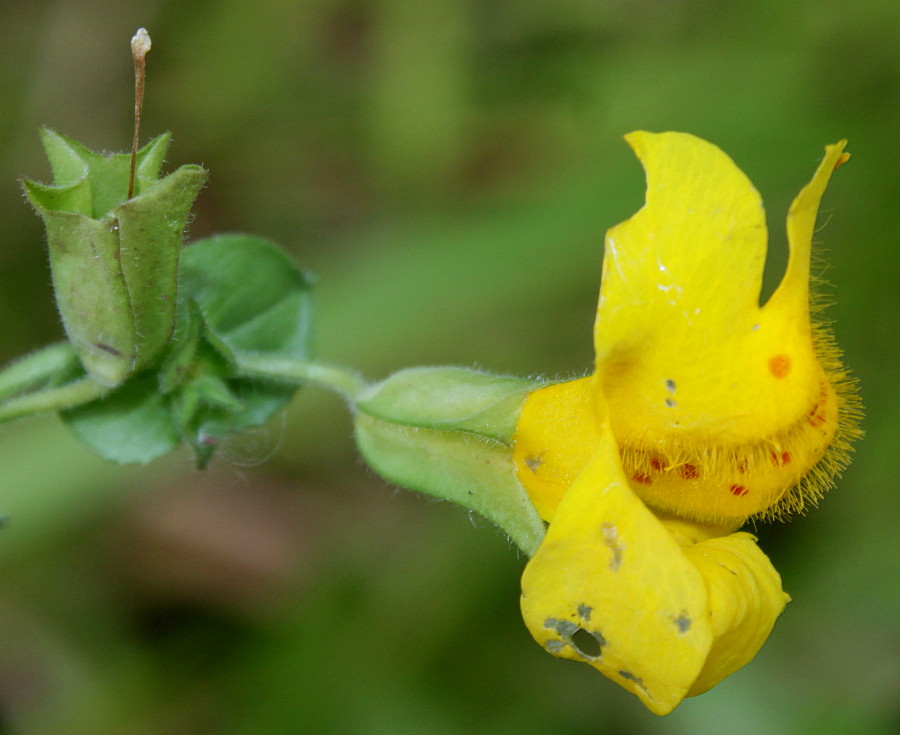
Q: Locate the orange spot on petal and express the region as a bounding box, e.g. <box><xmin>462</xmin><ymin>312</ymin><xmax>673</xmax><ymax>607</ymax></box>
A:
<box><xmin>632</xmin><ymin>473</ymin><xmax>652</xmax><ymax>486</ymax></box>
<box><xmin>729</xmin><ymin>484</ymin><xmax>749</xmax><ymax>497</ymax></box>
<box><xmin>769</xmin><ymin>354</ymin><xmax>792</xmax><ymax>378</ymax></box>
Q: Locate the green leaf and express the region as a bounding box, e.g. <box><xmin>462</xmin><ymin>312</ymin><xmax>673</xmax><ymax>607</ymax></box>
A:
<box><xmin>62</xmin><ymin>373</ymin><xmax>180</xmax><ymax>465</ymax></box>
<box><xmin>179</xmin><ymin>234</ymin><xmax>314</xmax><ymax>362</ymax></box>
<box><xmin>172</xmin><ymin>235</ymin><xmax>314</xmax><ymax>466</ymax></box>
<box><xmin>356</xmin><ymin>366</ymin><xmax>539</xmax><ymax>444</ymax></box>
<box><xmin>355</xmin><ymin>413</ymin><xmax>545</xmax><ymax>555</ymax></box>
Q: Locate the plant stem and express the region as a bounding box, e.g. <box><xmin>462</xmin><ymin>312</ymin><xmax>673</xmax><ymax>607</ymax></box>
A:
<box><xmin>235</xmin><ymin>355</ymin><xmax>368</xmax><ymax>401</ymax></box>
<box><xmin>0</xmin><ymin>377</ymin><xmax>106</xmax><ymax>425</ymax></box>
<box><xmin>0</xmin><ymin>342</ymin><xmax>78</xmax><ymax>402</ymax></box>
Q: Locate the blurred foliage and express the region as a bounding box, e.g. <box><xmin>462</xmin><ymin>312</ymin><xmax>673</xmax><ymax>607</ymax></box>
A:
<box><xmin>0</xmin><ymin>0</ymin><xmax>897</xmax><ymax>733</ymax></box>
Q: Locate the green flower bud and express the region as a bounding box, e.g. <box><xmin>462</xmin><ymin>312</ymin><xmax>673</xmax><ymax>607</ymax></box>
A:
<box><xmin>353</xmin><ymin>366</ymin><xmax>546</xmax><ymax>554</ymax></box>
<box><xmin>23</xmin><ymin>129</ymin><xmax>207</xmax><ymax>387</ymax></box>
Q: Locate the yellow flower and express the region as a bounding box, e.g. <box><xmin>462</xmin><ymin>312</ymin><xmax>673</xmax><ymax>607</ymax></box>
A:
<box><xmin>513</xmin><ymin>132</ymin><xmax>861</xmax><ymax>714</ymax></box>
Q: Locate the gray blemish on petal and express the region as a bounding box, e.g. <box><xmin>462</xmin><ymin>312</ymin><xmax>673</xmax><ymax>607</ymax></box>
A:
<box><xmin>619</xmin><ymin>670</ymin><xmax>650</xmax><ymax>697</ymax></box>
<box><xmin>544</xmin><ymin>617</ymin><xmax>607</xmax><ymax>660</ymax></box>
<box><xmin>665</xmin><ymin>398</ymin><xmax>677</xmax><ymax>408</ymax></box>
<box><xmin>673</xmin><ymin>611</ymin><xmax>691</xmax><ymax>633</ymax></box>
<box><xmin>577</xmin><ymin>604</ymin><xmax>593</xmax><ymax>622</ymax></box>
<box><xmin>545</xmin><ymin>640</ymin><xmax>565</xmax><ymax>654</ymax></box>
<box><xmin>665</xmin><ymin>379</ymin><xmax>676</xmax><ymax>393</ymax></box>
<box><xmin>544</xmin><ymin>617</ymin><xmax>579</xmax><ymax>639</ymax></box>
<box><xmin>619</xmin><ymin>670</ymin><xmax>644</xmax><ymax>685</ymax></box>
<box><xmin>601</xmin><ymin>522</ymin><xmax>623</xmax><ymax>570</ymax></box>
<box><xmin>525</xmin><ymin>454</ymin><xmax>543</xmax><ymax>472</ymax></box>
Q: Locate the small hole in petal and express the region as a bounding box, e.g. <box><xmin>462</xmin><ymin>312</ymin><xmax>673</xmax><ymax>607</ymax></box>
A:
<box><xmin>571</xmin><ymin>628</ymin><xmax>602</xmax><ymax>659</ymax></box>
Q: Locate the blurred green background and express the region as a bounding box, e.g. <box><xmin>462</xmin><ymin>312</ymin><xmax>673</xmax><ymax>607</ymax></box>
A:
<box><xmin>0</xmin><ymin>1</ymin><xmax>897</xmax><ymax>733</ymax></box>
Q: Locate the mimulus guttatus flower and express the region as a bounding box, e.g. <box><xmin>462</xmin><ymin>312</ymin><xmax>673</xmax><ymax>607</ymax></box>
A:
<box><xmin>514</xmin><ymin>132</ymin><xmax>861</xmax><ymax>714</ymax></box>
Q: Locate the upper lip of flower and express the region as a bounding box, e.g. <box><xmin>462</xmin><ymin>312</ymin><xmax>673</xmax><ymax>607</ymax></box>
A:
<box><xmin>515</xmin><ymin>131</ymin><xmax>861</xmax><ymax>525</ymax></box>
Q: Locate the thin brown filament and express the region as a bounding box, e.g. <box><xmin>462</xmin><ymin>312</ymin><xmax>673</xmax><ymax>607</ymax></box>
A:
<box><xmin>128</xmin><ymin>29</ymin><xmax>151</xmax><ymax>200</ymax></box>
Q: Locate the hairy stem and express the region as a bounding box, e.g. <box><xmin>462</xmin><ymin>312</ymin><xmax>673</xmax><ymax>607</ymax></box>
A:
<box><xmin>235</xmin><ymin>354</ymin><xmax>368</xmax><ymax>401</ymax></box>
<box><xmin>0</xmin><ymin>377</ymin><xmax>107</xmax><ymax>425</ymax></box>
<box><xmin>0</xmin><ymin>343</ymin><xmax>79</xmax><ymax>402</ymax></box>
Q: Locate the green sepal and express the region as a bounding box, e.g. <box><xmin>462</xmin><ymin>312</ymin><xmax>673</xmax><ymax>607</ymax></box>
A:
<box><xmin>28</xmin><ymin>209</ymin><xmax>136</xmax><ymax>386</ymax></box>
<box><xmin>22</xmin><ymin>130</ymin><xmax>208</xmax><ymax>386</ymax></box>
<box><xmin>28</xmin><ymin>128</ymin><xmax>174</xmax><ymax>216</ymax></box>
<box><xmin>115</xmin><ymin>164</ymin><xmax>208</xmax><ymax>369</ymax></box>
<box><xmin>353</xmin><ymin>367</ymin><xmax>546</xmax><ymax>554</ymax></box>
<box><xmin>158</xmin><ymin>300</ymin><xmax>204</xmax><ymax>395</ymax></box>
<box><xmin>355</xmin><ymin>366</ymin><xmax>537</xmax><ymax>444</ymax></box>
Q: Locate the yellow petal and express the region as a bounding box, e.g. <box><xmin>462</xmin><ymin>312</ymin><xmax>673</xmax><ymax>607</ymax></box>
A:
<box><xmin>520</xmin><ymin>423</ymin><xmax>713</xmax><ymax>716</ymax></box>
<box><xmin>512</xmin><ymin>376</ymin><xmax>599</xmax><ymax>522</ymax></box>
<box><xmin>586</xmin><ymin>132</ymin><xmax>851</xmax><ymax>522</ymax></box>
<box><xmin>681</xmin><ymin>531</ymin><xmax>790</xmax><ymax>696</ymax></box>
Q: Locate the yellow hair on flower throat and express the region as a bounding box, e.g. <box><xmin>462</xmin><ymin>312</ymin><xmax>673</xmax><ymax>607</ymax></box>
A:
<box><xmin>514</xmin><ymin>132</ymin><xmax>862</xmax><ymax>526</ymax></box>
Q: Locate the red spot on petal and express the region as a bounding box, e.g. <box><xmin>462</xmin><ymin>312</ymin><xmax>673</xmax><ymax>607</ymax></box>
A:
<box><xmin>769</xmin><ymin>354</ymin><xmax>791</xmax><ymax>378</ymax></box>
<box><xmin>736</xmin><ymin>460</ymin><xmax>748</xmax><ymax>474</ymax></box>
<box><xmin>650</xmin><ymin>457</ymin><xmax>665</xmax><ymax>471</ymax></box>
<box><xmin>632</xmin><ymin>473</ymin><xmax>652</xmax><ymax>486</ymax></box>
<box><xmin>730</xmin><ymin>484</ymin><xmax>749</xmax><ymax>497</ymax></box>
<box><xmin>807</xmin><ymin>381</ymin><xmax>831</xmax><ymax>427</ymax></box>
<box><xmin>770</xmin><ymin>451</ymin><xmax>793</xmax><ymax>467</ymax></box>
<box><xmin>679</xmin><ymin>464</ymin><xmax>699</xmax><ymax>480</ymax></box>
